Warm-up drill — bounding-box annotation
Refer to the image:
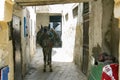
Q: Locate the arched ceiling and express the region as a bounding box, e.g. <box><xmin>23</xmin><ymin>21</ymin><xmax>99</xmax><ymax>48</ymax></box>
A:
<box><xmin>14</xmin><ymin>0</ymin><xmax>92</xmax><ymax>6</ymax></box>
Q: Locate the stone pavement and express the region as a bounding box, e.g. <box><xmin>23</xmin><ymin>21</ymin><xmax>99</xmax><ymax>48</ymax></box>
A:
<box><xmin>24</xmin><ymin>47</ymin><xmax>87</xmax><ymax>80</ymax></box>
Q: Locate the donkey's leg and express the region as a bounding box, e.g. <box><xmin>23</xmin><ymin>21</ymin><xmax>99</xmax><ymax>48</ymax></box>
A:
<box><xmin>48</xmin><ymin>47</ymin><xmax>53</xmax><ymax>72</ymax></box>
<box><xmin>43</xmin><ymin>48</ymin><xmax>47</xmax><ymax>72</ymax></box>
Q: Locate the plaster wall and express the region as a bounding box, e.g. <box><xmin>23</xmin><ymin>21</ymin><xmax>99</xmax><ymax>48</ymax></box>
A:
<box><xmin>0</xmin><ymin>0</ymin><xmax>13</xmax><ymax>21</ymax></box>
<box><xmin>73</xmin><ymin>1</ymin><xmax>103</xmax><ymax>73</ymax></box>
<box><xmin>20</xmin><ymin>8</ymin><xmax>28</xmax><ymax>76</ymax></box>
<box><xmin>36</xmin><ymin>4</ymin><xmax>63</xmax><ymax>13</ymax></box>
<box><xmin>102</xmin><ymin>0</ymin><xmax>114</xmax><ymax>54</ymax></box>
<box><xmin>62</xmin><ymin>3</ymin><xmax>79</xmax><ymax>62</ymax></box>
<box><xmin>13</xmin><ymin>6</ymin><xmax>36</xmax><ymax>76</ymax></box>
<box><xmin>0</xmin><ymin>22</ymin><xmax>14</xmax><ymax>80</ymax></box>
<box><xmin>89</xmin><ymin>0</ymin><xmax>103</xmax><ymax>64</ymax></box>
<box><xmin>114</xmin><ymin>0</ymin><xmax>120</xmax><ymax>79</ymax></box>
<box><xmin>27</xmin><ymin>7</ymin><xmax>36</xmax><ymax>68</ymax></box>
<box><xmin>89</xmin><ymin>0</ymin><xmax>114</xmax><ymax>62</ymax></box>
<box><xmin>20</xmin><ymin>7</ymin><xmax>36</xmax><ymax>75</ymax></box>
<box><xmin>36</xmin><ymin>13</ymin><xmax>49</xmax><ymax>31</ymax></box>
<box><xmin>0</xmin><ymin>0</ymin><xmax>14</xmax><ymax>80</ymax></box>
<box><xmin>73</xmin><ymin>3</ymin><xmax>83</xmax><ymax>69</ymax></box>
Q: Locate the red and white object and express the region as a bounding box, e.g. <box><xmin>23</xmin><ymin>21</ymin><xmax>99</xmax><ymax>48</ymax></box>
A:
<box><xmin>101</xmin><ymin>63</ymin><xmax>118</xmax><ymax>80</ymax></box>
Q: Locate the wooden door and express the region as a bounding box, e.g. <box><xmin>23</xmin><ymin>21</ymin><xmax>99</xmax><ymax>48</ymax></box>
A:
<box><xmin>82</xmin><ymin>2</ymin><xmax>89</xmax><ymax>75</ymax></box>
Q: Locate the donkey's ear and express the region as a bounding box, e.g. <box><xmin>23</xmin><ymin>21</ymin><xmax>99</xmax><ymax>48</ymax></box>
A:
<box><xmin>41</xmin><ymin>25</ymin><xmax>43</xmax><ymax>29</ymax></box>
<box><xmin>48</xmin><ymin>24</ymin><xmax>50</xmax><ymax>29</ymax></box>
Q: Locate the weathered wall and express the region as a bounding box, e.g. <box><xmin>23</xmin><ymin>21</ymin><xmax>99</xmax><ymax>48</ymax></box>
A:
<box><xmin>21</xmin><ymin>7</ymin><xmax>36</xmax><ymax>75</ymax></box>
<box><xmin>114</xmin><ymin>0</ymin><xmax>120</xmax><ymax>79</ymax></box>
<box><xmin>0</xmin><ymin>22</ymin><xmax>14</xmax><ymax>80</ymax></box>
<box><xmin>0</xmin><ymin>0</ymin><xmax>13</xmax><ymax>21</ymax></box>
<box><xmin>62</xmin><ymin>3</ymin><xmax>79</xmax><ymax>61</ymax></box>
<box><xmin>73</xmin><ymin>3</ymin><xmax>83</xmax><ymax>69</ymax></box>
<box><xmin>89</xmin><ymin>0</ymin><xmax>103</xmax><ymax>58</ymax></box>
<box><xmin>89</xmin><ymin>0</ymin><xmax>114</xmax><ymax>60</ymax></box>
<box><xmin>102</xmin><ymin>0</ymin><xmax>114</xmax><ymax>55</ymax></box>
<box><xmin>13</xmin><ymin>6</ymin><xmax>36</xmax><ymax>77</ymax></box>
<box><xmin>88</xmin><ymin>0</ymin><xmax>114</xmax><ymax>76</ymax></box>
<box><xmin>36</xmin><ymin>5</ymin><xmax>63</xmax><ymax>13</ymax></box>
<box><xmin>28</xmin><ymin>7</ymin><xmax>36</xmax><ymax>61</ymax></box>
<box><xmin>111</xmin><ymin>18</ymin><xmax>119</xmax><ymax>61</ymax></box>
<box><xmin>0</xmin><ymin>0</ymin><xmax>14</xmax><ymax>80</ymax></box>
<box><xmin>74</xmin><ymin>1</ymin><xmax>103</xmax><ymax>75</ymax></box>
<box><xmin>36</xmin><ymin>13</ymin><xmax>49</xmax><ymax>30</ymax></box>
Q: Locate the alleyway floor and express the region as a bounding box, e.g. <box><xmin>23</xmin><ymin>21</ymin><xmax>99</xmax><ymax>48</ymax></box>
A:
<box><xmin>24</xmin><ymin>47</ymin><xmax>87</xmax><ymax>80</ymax></box>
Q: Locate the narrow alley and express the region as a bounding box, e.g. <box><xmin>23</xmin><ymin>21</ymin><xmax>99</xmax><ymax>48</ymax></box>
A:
<box><xmin>0</xmin><ymin>0</ymin><xmax>120</xmax><ymax>80</ymax></box>
<box><xmin>24</xmin><ymin>47</ymin><xmax>87</xmax><ymax>80</ymax></box>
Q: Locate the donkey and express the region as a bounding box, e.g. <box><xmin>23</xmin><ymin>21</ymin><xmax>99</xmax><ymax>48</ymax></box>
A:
<box><xmin>36</xmin><ymin>25</ymin><xmax>59</xmax><ymax>72</ymax></box>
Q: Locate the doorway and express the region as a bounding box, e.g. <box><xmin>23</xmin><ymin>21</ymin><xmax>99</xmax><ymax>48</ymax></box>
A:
<box><xmin>12</xmin><ymin>15</ymin><xmax>22</xmax><ymax>80</ymax></box>
<box><xmin>49</xmin><ymin>15</ymin><xmax>62</xmax><ymax>47</ymax></box>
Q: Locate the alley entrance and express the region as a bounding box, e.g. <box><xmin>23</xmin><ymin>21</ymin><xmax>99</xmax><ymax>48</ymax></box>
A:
<box><xmin>24</xmin><ymin>47</ymin><xmax>87</xmax><ymax>80</ymax></box>
<box><xmin>12</xmin><ymin>2</ymin><xmax>89</xmax><ymax>80</ymax></box>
